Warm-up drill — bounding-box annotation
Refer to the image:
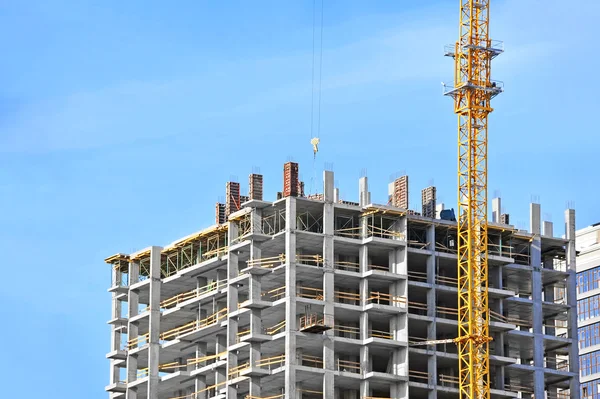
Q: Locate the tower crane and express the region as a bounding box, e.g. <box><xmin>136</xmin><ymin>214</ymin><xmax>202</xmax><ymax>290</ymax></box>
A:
<box><xmin>408</xmin><ymin>3</ymin><xmax>503</xmax><ymax>399</ymax></box>
<box><xmin>443</xmin><ymin>1</ymin><xmax>503</xmax><ymax>399</ymax></box>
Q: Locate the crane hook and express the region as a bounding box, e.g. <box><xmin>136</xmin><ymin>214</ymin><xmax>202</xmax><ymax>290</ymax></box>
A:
<box><xmin>310</xmin><ymin>137</ymin><xmax>320</xmax><ymax>158</ymax></box>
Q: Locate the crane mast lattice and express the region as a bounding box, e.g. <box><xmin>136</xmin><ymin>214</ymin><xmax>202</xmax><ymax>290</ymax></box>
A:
<box><xmin>444</xmin><ymin>1</ymin><xmax>503</xmax><ymax>399</ymax></box>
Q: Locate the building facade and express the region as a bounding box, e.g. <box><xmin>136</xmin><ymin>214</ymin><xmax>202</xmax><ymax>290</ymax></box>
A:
<box><xmin>105</xmin><ymin>169</ymin><xmax>579</xmax><ymax>399</ymax></box>
<box><xmin>577</xmin><ymin>223</ymin><xmax>600</xmax><ymax>399</ymax></box>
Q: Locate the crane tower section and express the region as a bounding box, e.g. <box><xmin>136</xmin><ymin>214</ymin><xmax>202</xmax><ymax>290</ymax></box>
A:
<box><xmin>443</xmin><ymin>1</ymin><xmax>503</xmax><ymax>399</ymax></box>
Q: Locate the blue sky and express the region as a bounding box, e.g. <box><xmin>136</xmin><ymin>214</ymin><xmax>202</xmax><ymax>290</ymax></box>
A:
<box><xmin>1</xmin><ymin>1</ymin><xmax>599</xmax><ymax>397</ymax></box>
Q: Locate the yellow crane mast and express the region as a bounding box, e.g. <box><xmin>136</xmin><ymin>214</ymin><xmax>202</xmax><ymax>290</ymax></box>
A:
<box><xmin>444</xmin><ymin>1</ymin><xmax>503</xmax><ymax>399</ymax></box>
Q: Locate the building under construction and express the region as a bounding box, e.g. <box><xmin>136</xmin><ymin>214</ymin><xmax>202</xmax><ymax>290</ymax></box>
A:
<box><xmin>105</xmin><ymin>162</ymin><xmax>579</xmax><ymax>399</ymax></box>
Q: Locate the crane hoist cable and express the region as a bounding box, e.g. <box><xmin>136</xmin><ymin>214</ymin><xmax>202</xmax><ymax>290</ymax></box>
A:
<box><xmin>310</xmin><ymin>0</ymin><xmax>324</xmax><ymax>159</ymax></box>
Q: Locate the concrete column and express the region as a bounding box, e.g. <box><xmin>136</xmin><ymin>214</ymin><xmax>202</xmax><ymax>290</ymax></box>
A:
<box><xmin>530</xmin><ymin>203</ymin><xmax>541</xmax><ymax>235</ymax></box>
<box><xmin>226</xmin><ymin>221</ymin><xmax>240</xmax><ymax>399</ymax></box>
<box><xmin>285</xmin><ymin>197</ymin><xmax>298</xmax><ymax>399</ymax></box>
<box><xmin>195</xmin><ymin>375</ymin><xmax>207</xmax><ymax>399</ymax></box>
<box><xmin>422</xmin><ymin>225</ymin><xmax>437</xmax><ymax>394</ymax></box>
<box><xmin>391</xmin><ymin>230</ymin><xmax>407</xmax><ymax>275</ymax></box>
<box><xmin>323</xmin><ymin>171</ymin><xmax>335</xmax><ymax>399</ymax></box>
<box><xmin>565</xmin><ymin>209</ymin><xmax>580</xmax><ymax>399</ymax></box>
<box><xmin>110</xmin><ymin>264</ymin><xmax>124</xmax><ymax>374</ymax></box>
<box><xmin>110</xmin><ymin>291</ymin><xmax>122</xmax><ymax>385</ymax></box>
<box><xmin>126</xmin><ymin>260</ymin><xmax>140</xmax><ymax>398</ymax></box>
<box><xmin>196</xmin><ymin>276</ymin><xmax>208</xmax><ymax>291</ymax></box>
<box><xmin>530</xmin><ymin>235</ymin><xmax>544</xmax><ymax>399</ymax></box>
<box><xmin>359</xmin><ymin>380</ymin><xmax>370</xmax><ymax>399</ymax></box>
<box><xmin>147</xmin><ymin>246</ymin><xmax>163</xmax><ymax>399</ymax></box>
<box><xmin>228</xmin><ymin>222</ymin><xmax>239</xmax><ymax>281</ymax></box>
<box><xmin>252</xmin><ymin>207</ymin><xmax>263</xmax><ymax>235</ymax></box>
<box><xmin>215</xmin><ymin>268</ymin><xmax>227</xmax><ymax>282</ymax></box>
<box><xmin>391</xmin><ymin>314</ymin><xmax>407</xmax><ymax>343</ymax></box>
<box><xmin>215</xmin><ymin>334</ymin><xmax>227</xmax><ymax>386</ymax></box>
<box><xmin>543</xmin><ymin>221</ymin><xmax>554</xmax><ymax>238</ymax></box>
<box><xmin>425</xmin><ymin>222</ymin><xmax>437</xmax><ymax>393</ymax></box>
<box><xmin>190</xmin><ymin>342</ymin><xmax>207</xmax><ymax>371</ymax></box>
<box><xmin>359</xmin><ymin>341</ymin><xmax>370</xmax><ymax>375</ymax></box>
<box><xmin>491</xmin><ymin>263</ymin><xmax>505</xmax><ymax>389</ymax></box>
<box><xmin>359</xmin><ymin>278</ymin><xmax>368</xmax><ymax>307</ymax></box>
<box><xmin>359</xmin><ymin>245</ymin><xmax>368</xmax><ymax>274</ymax></box>
<box><xmin>294</xmin><ymin>382</ymin><xmax>302</xmax><ymax>399</ymax></box>
<box><xmin>492</xmin><ymin>197</ymin><xmax>501</xmax><ymax>223</ymax></box>
<box><xmin>391</xmin><ymin>382</ymin><xmax>408</xmax><ymax>399</ymax></box>
<box><xmin>249</xmin><ymin>307</ymin><xmax>262</xmax><ymax>396</ymax></box>
<box><xmin>359</xmin><ymin>177</ymin><xmax>369</xmax><ymax>207</ymax></box>
<box><xmin>249</xmin><ymin>338</ymin><xmax>262</xmax><ymax>397</ymax></box>
<box><xmin>334</xmin><ymin>187</ymin><xmax>340</xmax><ymax>203</ymax></box>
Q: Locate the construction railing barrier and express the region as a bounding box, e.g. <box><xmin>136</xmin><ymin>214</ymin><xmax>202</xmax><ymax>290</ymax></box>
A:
<box><xmin>407</xmin><ymin>271</ymin><xmax>457</xmax><ymax>287</ymax></box>
<box><xmin>168</xmin><ymin>380</ymin><xmax>227</xmax><ymax>399</ymax></box>
<box><xmin>408</xmin><ymin>240</ymin><xmax>429</xmax><ymax>249</ymax></box>
<box><xmin>296</xmin><ymin>254</ymin><xmax>324</xmax><ymax>267</ymax></box>
<box><xmin>337</xmin><ymin>359</ymin><xmax>361</xmax><ymax>373</ymax></box>
<box><xmin>369</xmin><ymin>263</ymin><xmax>389</xmax><ymax>272</ymax></box>
<box><xmin>157</xmin><ymin>279</ymin><xmax>227</xmax><ymax>310</ymax></box>
<box><xmin>128</xmin><ymin>308</ymin><xmax>228</xmax><ymax>349</ymax></box>
<box><xmin>136</xmin><ymin>362</ymin><xmax>186</xmax><ymax>379</ymax></box>
<box><xmin>297</xmin><ymin>286</ymin><xmax>324</xmax><ymax>300</ymax></box>
<box><xmin>334</xmin><ymin>226</ymin><xmax>361</xmax><ymax>239</ymax></box>
<box><xmin>236</xmin><ymin>328</ymin><xmax>251</xmax><ymax>342</ymax></box>
<box><xmin>255</xmin><ymin>354</ymin><xmax>286</xmax><ymax>370</ymax></box>
<box><xmin>187</xmin><ymin>351</ymin><xmax>227</xmax><ymax>367</ymax></box>
<box><xmin>229</xmin><ymin>362</ymin><xmax>251</xmax><ymax>379</ymax></box>
<box><xmin>366</xmin><ymin>225</ymin><xmax>405</xmax><ymax>240</ymax></box>
<box><xmin>265</xmin><ymin>320</ymin><xmax>286</xmax><ymax>335</ymax></box>
<box><xmin>161</xmin><ymin>308</ymin><xmax>228</xmax><ymax>341</ymax></box>
<box><xmin>334</xmin><ymin>290</ymin><xmax>360</xmax><ymax>305</ymax></box>
<box><xmin>301</xmin><ymin>354</ymin><xmax>324</xmax><ymax>368</ymax></box>
<box><xmin>334</xmin><ymin>324</ymin><xmax>360</xmax><ymax>339</ymax></box>
<box><xmin>299</xmin><ymin>314</ymin><xmax>327</xmax><ymax>330</ymax></box>
<box><xmin>366</xmin><ymin>292</ymin><xmax>407</xmax><ymax>307</ymax></box>
<box><xmin>504</xmin><ymin>384</ymin><xmax>533</xmax><ymax>395</ymax></box>
<box><xmin>262</xmin><ymin>285</ymin><xmax>286</xmax><ymax>301</ymax></box>
<box><xmin>369</xmin><ymin>329</ymin><xmax>393</xmax><ymax>340</ymax></box>
<box><xmin>409</xmin><ymin>369</ymin><xmax>429</xmax><ymax>382</ymax></box>
<box><xmin>334</xmin><ymin>260</ymin><xmax>360</xmax><ymax>272</ymax></box>
<box><xmin>490</xmin><ymin>310</ymin><xmax>533</xmax><ymax>329</ymax></box>
<box><xmin>246</xmin><ymin>254</ymin><xmax>286</xmax><ymax>270</ymax></box>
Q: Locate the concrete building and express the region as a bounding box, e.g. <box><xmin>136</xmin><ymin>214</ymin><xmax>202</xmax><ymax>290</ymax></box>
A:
<box><xmin>576</xmin><ymin>223</ymin><xmax>600</xmax><ymax>399</ymax></box>
<box><xmin>105</xmin><ymin>166</ymin><xmax>579</xmax><ymax>399</ymax></box>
